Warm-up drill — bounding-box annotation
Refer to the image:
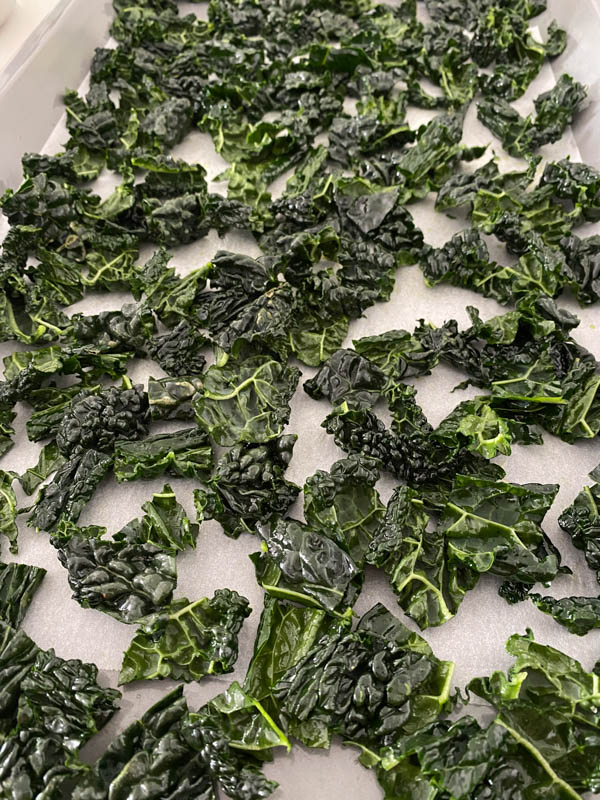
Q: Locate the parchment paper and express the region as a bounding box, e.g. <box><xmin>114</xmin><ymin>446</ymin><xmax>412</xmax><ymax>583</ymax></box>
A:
<box><xmin>1</xmin><ymin>1</ymin><xmax>600</xmax><ymax>796</ymax></box>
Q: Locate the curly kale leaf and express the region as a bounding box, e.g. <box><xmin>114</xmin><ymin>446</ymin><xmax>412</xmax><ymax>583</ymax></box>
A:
<box><xmin>56</xmin><ymin>383</ymin><xmax>149</xmax><ymax>457</ymax></box>
<box><xmin>114</xmin><ymin>427</ymin><xmax>213</xmax><ymax>481</ymax></box>
<box><xmin>119</xmin><ymin>589</ymin><xmax>251</xmax><ymax>684</ymax></box>
<box><xmin>194</xmin><ymin>435</ymin><xmax>299</xmax><ymax>539</ymax></box>
<box><xmin>440</xmin><ymin>475</ymin><xmax>564</xmax><ymax>594</ymax></box>
<box><xmin>0</xmin><ymin>562</ymin><xmax>46</xmax><ymax>628</ymax></box>
<box><xmin>323</xmin><ymin>402</ymin><xmax>504</xmax><ymax>497</ymax></box>
<box><xmin>114</xmin><ymin>484</ymin><xmax>199</xmax><ymax>554</ymax></box>
<box><xmin>28</xmin><ymin>449</ymin><xmax>113</xmax><ymax>532</ymax></box>
<box><xmin>147</xmin><ymin>320</ymin><xmax>208</xmax><ymax>376</ymax></box>
<box><xmin>303</xmin><ymin>349</ymin><xmax>386</xmax><ymax>410</ymax></box>
<box><xmin>18</xmin><ymin>442</ymin><xmax>67</xmax><ymax>496</ymax></box>
<box><xmin>194</xmin><ymin>355</ymin><xmax>300</xmax><ymax>446</ymax></box>
<box><xmin>558</xmin><ymin>474</ymin><xmax>600</xmax><ymax>582</ymax></box>
<box><xmin>274</xmin><ymin>603</ymin><xmax>454</xmax><ymax>749</ymax></box>
<box><xmin>530</xmin><ymin>593</ymin><xmax>600</xmax><ymax>636</ymax></box>
<box><xmin>468</xmin><ymin>630</ymin><xmax>600</xmax><ymax>796</ymax></box>
<box><xmin>69</xmin><ymin>303</ymin><xmax>155</xmax><ymax>356</ymax></box>
<box><xmin>0</xmin><ymin>620</ymin><xmax>120</xmax><ymax>798</ymax></box>
<box><xmin>477</xmin><ymin>75</ymin><xmax>586</xmax><ymax>158</ymax></box>
<box><xmin>561</xmin><ymin>234</ymin><xmax>600</xmax><ymax>305</ymax></box>
<box><xmin>148</xmin><ymin>375</ymin><xmax>203</xmax><ymax>420</ymax></box>
<box><xmin>0</xmin><ymin>470</ymin><xmax>18</xmax><ymax>554</ymax></box>
<box><xmin>303</xmin><ymin>455</ymin><xmax>384</xmax><ymax>565</ymax></box>
<box><xmin>55</xmin><ymin>525</ymin><xmax>177</xmax><ymax>625</ymax></box>
<box><xmin>542</xmin><ymin>159</ymin><xmax>600</xmax><ymax>223</ymax></box>
<box><xmin>243</xmin><ymin>596</ymin><xmax>347</xmax><ymax>745</ymax></box>
<box><xmin>366</xmin><ymin>487</ymin><xmax>477</xmax><ymax>629</ymax></box>
<box><xmin>250</xmin><ymin>518</ymin><xmax>361</xmax><ymax>617</ymax></box>
<box><xmin>25</xmin><ymin>384</ymin><xmax>100</xmax><ymax>442</ymax></box>
<box><xmin>421</xmin><ymin>228</ymin><xmax>565</xmax><ymax>303</ymax></box>
<box><xmin>72</xmin><ymin>686</ymin><xmax>214</xmax><ymax>800</ymax></box>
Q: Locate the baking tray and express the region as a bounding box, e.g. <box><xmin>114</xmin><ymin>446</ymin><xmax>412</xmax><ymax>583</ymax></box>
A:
<box><xmin>1</xmin><ymin>1</ymin><xmax>600</xmax><ymax>796</ymax></box>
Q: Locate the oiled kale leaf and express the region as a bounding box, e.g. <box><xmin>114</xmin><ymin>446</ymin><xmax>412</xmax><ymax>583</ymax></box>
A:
<box><xmin>0</xmin><ymin>562</ymin><xmax>46</xmax><ymax>628</ymax></box>
<box><xmin>73</xmin><ymin>684</ymin><xmax>284</xmax><ymax>800</ymax></box>
<box><xmin>119</xmin><ymin>589</ymin><xmax>251</xmax><ymax>684</ymax></box>
<box><xmin>194</xmin><ymin>435</ymin><xmax>299</xmax><ymax>538</ymax></box>
<box><xmin>250</xmin><ymin>518</ymin><xmax>362</xmax><ymax>617</ymax></box>
<box><xmin>114</xmin><ymin>427</ymin><xmax>213</xmax><ymax>481</ymax></box>
<box><xmin>194</xmin><ymin>355</ymin><xmax>300</xmax><ymax>446</ymax></box>
<box><xmin>303</xmin><ymin>455</ymin><xmax>385</xmax><ymax>565</ymax></box>
<box><xmin>28</xmin><ymin>449</ymin><xmax>113</xmax><ymax>532</ymax></box>
<box><xmin>366</xmin><ymin>486</ymin><xmax>477</xmax><ymax>629</ymax></box>
<box><xmin>440</xmin><ymin>475</ymin><xmax>563</xmax><ymax>594</ymax></box>
<box><xmin>0</xmin><ymin>619</ymin><xmax>120</xmax><ymax>798</ymax></box>
<box><xmin>558</xmin><ymin>468</ymin><xmax>600</xmax><ymax>581</ymax></box>
<box><xmin>54</xmin><ymin>485</ymin><xmax>196</xmax><ymax>624</ymax></box>
<box><xmin>274</xmin><ymin>603</ymin><xmax>454</xmax><ymax>749</ymax></box>
<box><xmin>468</xmin><ymin>631</ymin><xmax>600</xmax><ymax>796</ymax></box>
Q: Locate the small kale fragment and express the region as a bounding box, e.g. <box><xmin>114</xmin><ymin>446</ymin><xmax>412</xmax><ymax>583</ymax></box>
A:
<box><xmin>119</xmin><ymin>589</ymin><xmax>251</xmax><ymax>684</ymax></box>
<box><xmin>148</xmin><ymin>375</ymin><xmax>203</xmax><ymax>420</ymax></box>
<box><xmin>0</xmin><ymin>470</ymin><xmax>18</xmax><ymax>554</ymax></box>
<box><xmin>558</xmin><ymin>467</ymin><xmax>600</xmax><ymax>582</ymax></box>
<box><xmin>18</xmin><ymin>442</ymin><xmax>66</xmax><ymax>496</ymax></box>
<box><xmin>147</xmin><ymin>320</ymin><xmax>208</xmax><ymax>376</ymax></box>
<box><xmin>194</xmin><ymin>435</ymin><xmax>300</xmax><ymax>538</ymax></box>
<box><xmin>250</xmin><ymin>517</ymin><xmax>362</xmax><ymax>617</ymax></box>
<box><xmin>530</xmin><ymin>593</ymin><xmax>600</xmax><ymax>636</ymax></box>
<box><xmin>303</xmin><ymin>348</ymin><xmax>386</xmax><ymax>410</ymax></box>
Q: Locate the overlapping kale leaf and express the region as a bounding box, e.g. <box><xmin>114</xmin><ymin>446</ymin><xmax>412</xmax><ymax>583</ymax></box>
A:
<box><xmin>54</xmin><ymin>485</ymin><xmax>197</xmax><ymax>623</ymax></box>
<box><xmin>73</xmin><ymin>684</ymin><xmax>285</xmax><ymax>800</ymax></box>
<box><xmin>0</xmin><ymin>562</ymin><xmax>46</xmax><ymax>629</ymax></box>
<box><xmin>0</xmin><ymin>620</ymin><xmax>120</xmax><ymax>798</ymax></box>
<box><xmin>250</xmin><ymin>518</ymin><xmax>362</xmax><ymax>617</ymax></box>
<box><xmin>194</xmin><ymin>435</ymin><xmax>300</xmax><ymax>538</ymax></box>
<box><xmin>119</xmin><ymin>588</ymin><xmax>251</xmax><ymax>684</ymax></box>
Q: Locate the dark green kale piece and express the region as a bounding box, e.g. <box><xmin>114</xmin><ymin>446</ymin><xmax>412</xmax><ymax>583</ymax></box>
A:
<box><xmin>0</xmin><ymin>470</ymin><xmax>18</xmax><ymax>554</ymax></box>
<box><xmin>542</xmin><ymin>159</ymin><xmax>600</xmax><ymax>222</ymax></box>
<box><xmin>0</xmin><ymin>619</ymin><xmax>120</xmax><ymax>799</ymax></box>
<box><xmin>468</xmin><ymin>630</ymin><xmax>600</xmax><ymax>796</ymax></box>
<box><xmin>194</xmin><ymin>355</ymin><xmax>300</xmax><ymax>446</ymax></box>
<box><xmin>274</xmin><ymin>603</ymin><xmax>454</xmax><ymax>750</ymax></box>
<box><xmin>148</xmin><ymin>375</ymin><xmax>203</xmax><ymax>420</ymax></box>
<box><xmin>194</xmin><ymin>435</ymin><xmax>299</xmax><ymax>539</ymax></box>
<box><xmin>558</xmin><ymin>467</ymin><xmax>600</xmax><ymax>581</ymax></box>
<box><xmin>477</xmin><ymin>75</ymin><xmax>586</xmax><ymax>158</ymax></box>
<box><xmin>113</xmin><ymin>427</ymin><xmax>213</xmax><ymax>481</ymax></box>
<box><xmin>73</xmin><ymin>684</ymin><xmax>284</xmax><ymax>800</ymax></box>
<box><xmin>530</xmin><ymin>593</ymin><xmax>600</xmax><ymax>636</ymax></box>
<box><xmin>55</xmin><ymin>383</ymin><xmax>149</xmax><ymax>457</ymax></box>
<box><xmin>0</xmin><ymin>562</ymin><xmax>46</xmax><ymax>628</ymax></box>
<box><xmin>250</xmin><ymin>517</ymin><xmax>362</xmax><ymax>617</ymax></box>
<box><xmin>243</xmin><ymin>596</ymin><xmax>347</xmax><ymax>745</ymax></box>
<box><xmin>119</xmin><ymin>589</ymin><xmax>251</xmax><ymax>684</ymax></box>
<box><xmin>54</xmin><ymin>525</ymin><xmax>178</xmax><ymax>625</ymax></box>
<box><xmin>28</xmin><ymin>449</ymin><xmax>113</xmax><ymax>532</ymax></box>
<box><xmin>303</xmin><ymin>349</ymin><xmax>386</xmax><ymax>410</ymax></box>
<box><xmin>440</xmin><ymin>475</ymin><xmax>564</xmax><ymax>596</ymax></box>
<box><xmin>18</xmin><ymin>442</ymin><xmax>67</xmax><ymax>496</ymax></box>
<box><xmin>303</xmin><ymin>455</ymin><xmax>384</xmax><ymax>566</ymax></box>
<box><xmin>147</xmin><ymin>321</ymin><xmax>208</xmax><ymax>376</ymax></box>
<box><xmin>68</xmin><ymin>304</ymin><xmax>155</xmax><ymax>356</ymax></box>
<box><xmin>561</xmin><ymin>234</ymin><xmax>600</xmax><ymax>305</ymax></box>
<box><xmin>366</xmin><ymin>486</ymin><xmax>477</xmax><ymax>629</ymax></box>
